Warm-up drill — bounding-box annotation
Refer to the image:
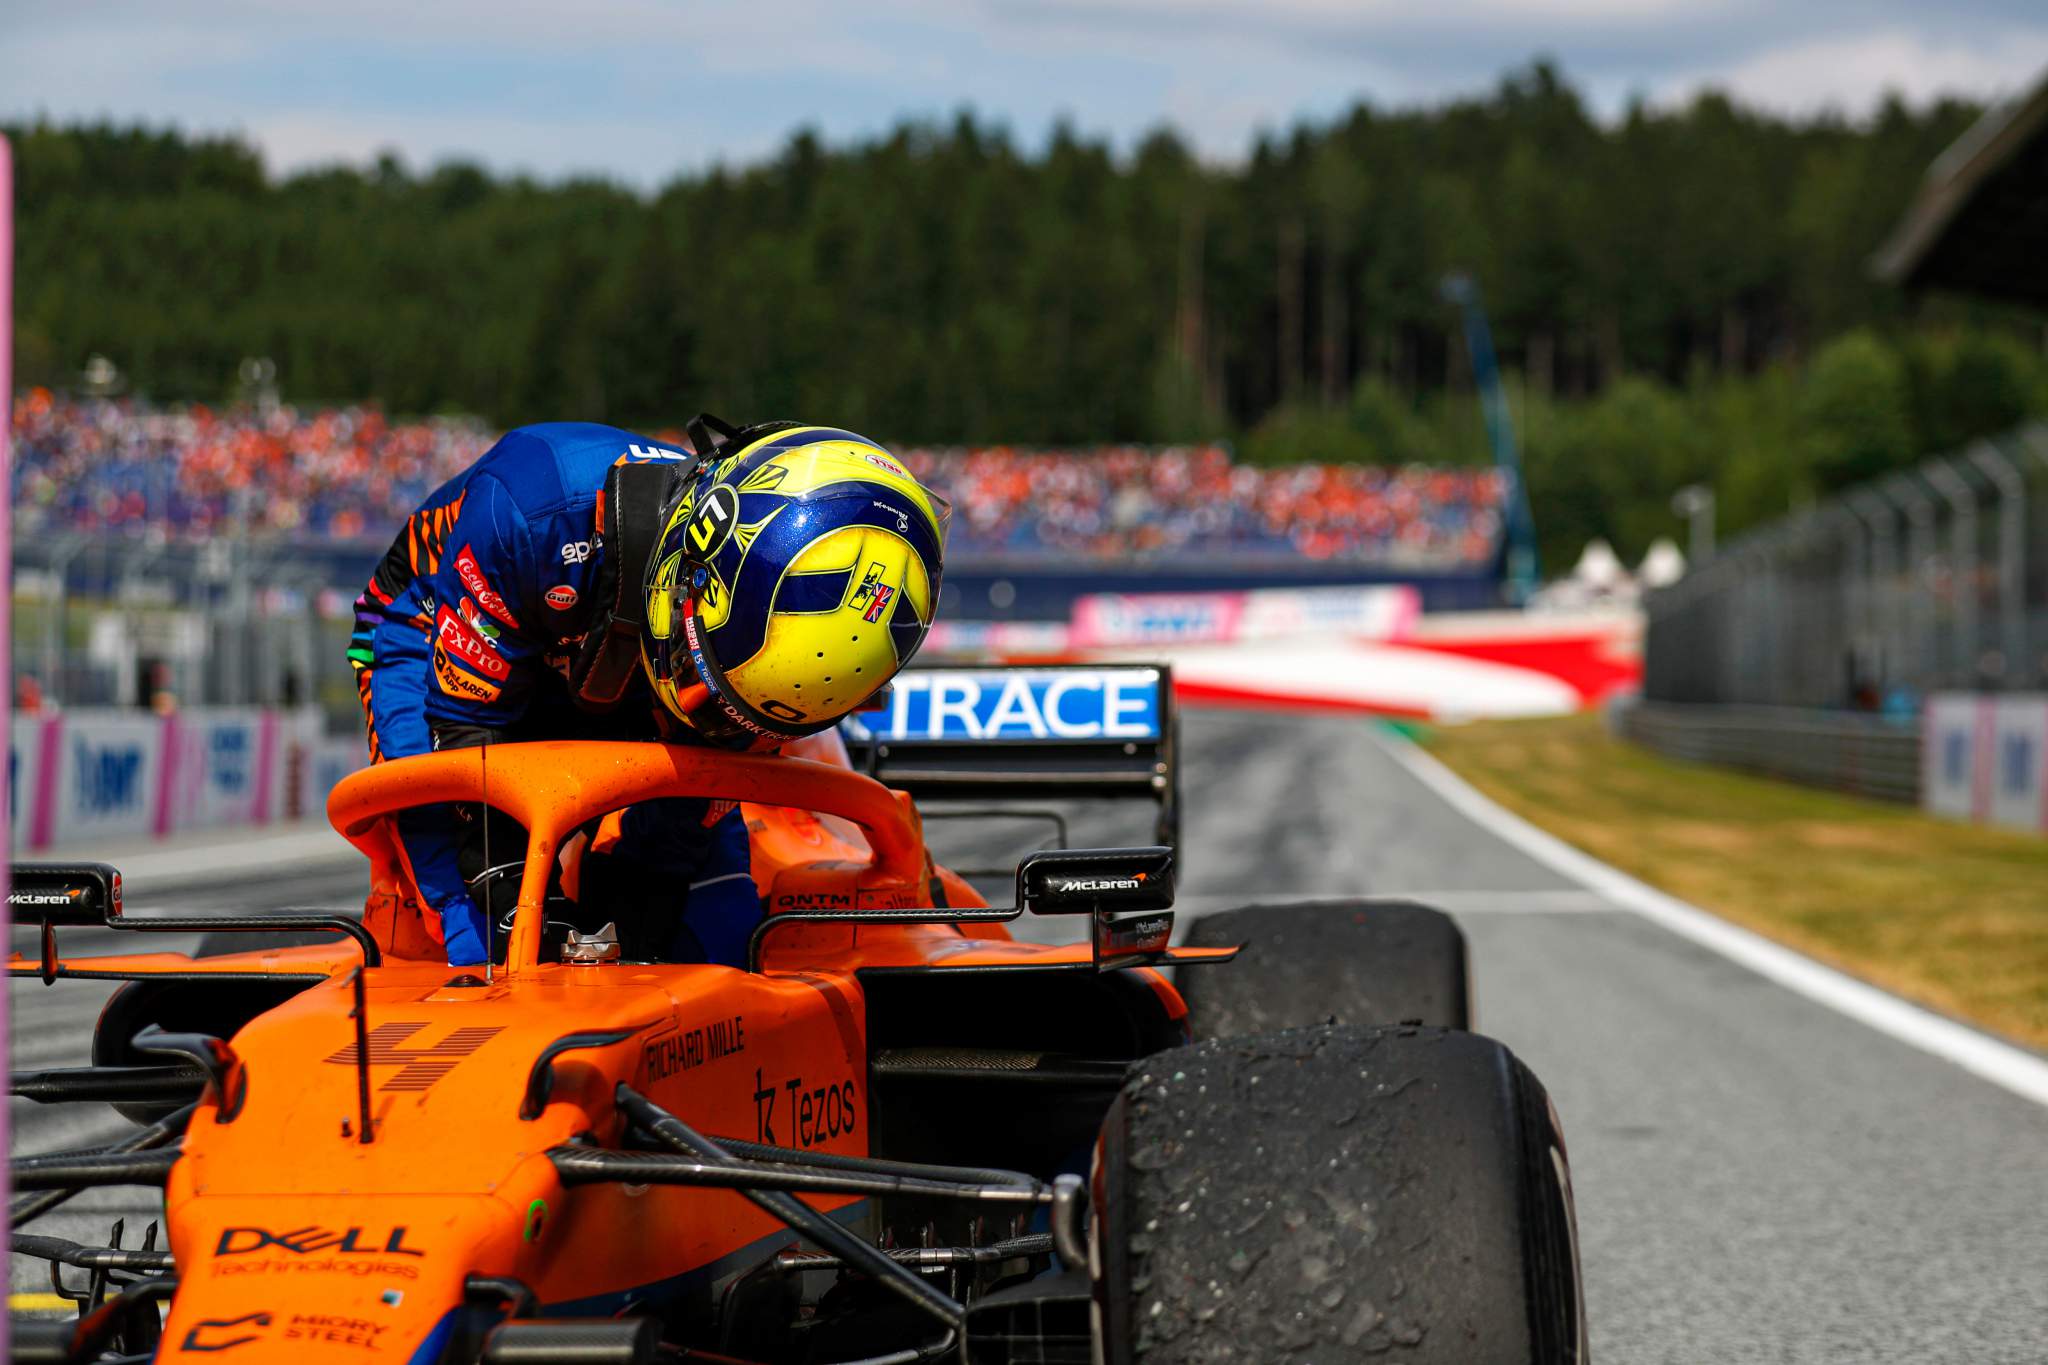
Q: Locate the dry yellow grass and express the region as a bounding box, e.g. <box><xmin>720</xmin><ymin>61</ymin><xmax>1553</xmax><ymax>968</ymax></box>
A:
<box><xmin>1421</xmin><ymin>711</ymin><xmax>2048</xmax><ymax>1050</ymax></box>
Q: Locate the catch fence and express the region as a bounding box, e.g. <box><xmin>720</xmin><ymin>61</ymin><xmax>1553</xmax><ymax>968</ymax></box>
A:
<box><xmin>11</xmin><ymin>534</ymin><xmax>377</xmax><ymax>729</ymax></box>
<box><xmin>1645</xmin><ymin>423</ymin><xmax>2048</xmax><ymax>711</ymax></box>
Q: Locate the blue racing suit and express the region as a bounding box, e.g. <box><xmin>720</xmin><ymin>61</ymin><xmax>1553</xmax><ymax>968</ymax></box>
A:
<box><xmin>348</xmin><ymin>422</ymin><xmax>759</xmax><ymax>967</ymax></box>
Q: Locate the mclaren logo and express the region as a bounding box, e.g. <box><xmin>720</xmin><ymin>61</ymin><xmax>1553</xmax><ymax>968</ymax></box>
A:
<box><xmin>1053</xmin><ymin>874</ymin><xmax>1147</xmax><ymax>894</ymax></box>
<box><xmin>9</xmin><ymin>889</ymin><xmax>87</xmax><ymax>906</ymax></box>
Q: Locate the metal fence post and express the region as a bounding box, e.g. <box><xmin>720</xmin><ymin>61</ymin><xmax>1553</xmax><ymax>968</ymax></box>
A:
<box><xmin>1880</xmin><ymin>475</ymin><xmax>1939</xmax><ymax>695</ymax></box>
<box><xmin>1822</xmin><ymin>504</ymin><xmax>1865</xmax><ymax>705</ymax></box>
<box><xmin>1966</xmin><ymin>441</ymin><xmax>2027</xmax><ymax>692</ymax></box>
<box><xmin>1847</xmin><ymin>492</ymin><xmax>1898</xmax><ymax>691</ymax></box>
<box><xmin>1925</xmin><ymin>460</ymin><xmax>1980</xmax><ymax>687</ymax></box>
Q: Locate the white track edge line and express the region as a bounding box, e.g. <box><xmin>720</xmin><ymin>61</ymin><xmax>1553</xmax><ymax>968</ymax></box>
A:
<box><xmin>1376</xmin><ymin>727</ymin><xmax>2048</xmax><ymax>1109</ymax></box>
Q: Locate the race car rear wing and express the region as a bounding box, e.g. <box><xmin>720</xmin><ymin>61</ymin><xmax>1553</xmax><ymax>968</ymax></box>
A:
<box><xmin>840</xmin><ymin>664</ymin><xmax>1180</xmax><ymax>847</ymax></box>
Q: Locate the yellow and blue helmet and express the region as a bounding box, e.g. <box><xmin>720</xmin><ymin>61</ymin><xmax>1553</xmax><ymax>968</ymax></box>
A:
<box><xmin>642</xmin><ymin>419</ymin><xmax>950</xmax><ymax>747</ymax></box>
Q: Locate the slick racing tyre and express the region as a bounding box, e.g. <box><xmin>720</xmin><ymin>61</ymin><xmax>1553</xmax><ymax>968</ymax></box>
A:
<box><xmin>1179</xmin><ymin>899</ymin><xmax>1469</xmax><ymax>1036</ymax></box>
<box><xmin>1094</xmin><ymin>1023</ymin><xmax>1585</xmax><ymax>1365</ymax></box>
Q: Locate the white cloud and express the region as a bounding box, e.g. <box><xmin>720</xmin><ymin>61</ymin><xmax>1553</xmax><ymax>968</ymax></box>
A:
<box><xmin>5</xmin><ymin>2</ymin><xmax>2045</xmax><ymax>183</ymax></box>
<box><xmin>1663</xmin><ymin>26</ymin><xmax>2048</xmax><ymax>118</ymax></box>
<box><xmin>251</xmin><ymin>109</ymin><xmax>784</xmax><ymax>185</ymax></box>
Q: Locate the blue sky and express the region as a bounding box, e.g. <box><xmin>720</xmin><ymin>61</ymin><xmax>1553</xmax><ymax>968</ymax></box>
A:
<box><xmin>6</xmin><ymin>1</ymin><xmax>2046</xmax><ymax>187</ymax></box>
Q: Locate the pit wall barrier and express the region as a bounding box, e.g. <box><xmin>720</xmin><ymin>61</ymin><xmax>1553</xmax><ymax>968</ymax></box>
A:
<box><xmin>8</xmin><ymin>708</ymin><xmax>367</xmax><ymax>852</ymax></box>
<box><xmin>1615</xmin><ymin>701</ymin><xmax>1921</xmax><ymax>804</ymax></box>
<box><xmin>1923</xmin><ymin>693</ymin><xmax>2048</xmax><ymax>835</ymax></box>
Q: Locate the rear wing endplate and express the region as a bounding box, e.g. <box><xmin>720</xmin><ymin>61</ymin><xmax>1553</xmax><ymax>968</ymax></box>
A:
<box><xmin>840</xmin><ymin>664</ymin><xmax>1179</xmax><ymax>846</ymax></box>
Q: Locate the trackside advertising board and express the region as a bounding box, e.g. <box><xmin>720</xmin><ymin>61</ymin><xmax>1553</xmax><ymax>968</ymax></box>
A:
<box><xmin>1069</xmin><ymin>584</ymin><xmax>1418</xmax><ymax>648</ymax></box>
<box><xmin>53</xmin><ymin>712</ymin><xmax>164</xmax><ymax>844</ymax></box>
<box><xmin>1923</xmin><ymin>692</ymin><xmax>2048</xmax><ymax>834</ymax></box>
<box><xmin>842</xmin><ymin>668</ymin><xmax>1163</xmax><ymax>743</ymax></box>
<box><xmin>8</xmin><ymin>709</ymin><xmax>367</xmax><ymax>851</ymax></box>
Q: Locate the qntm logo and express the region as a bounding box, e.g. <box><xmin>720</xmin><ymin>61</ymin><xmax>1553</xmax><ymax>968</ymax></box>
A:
<box><xmin>74</xmin><ymin>742</ymin><xmax>143</xmax><ymax>815</ymax></box>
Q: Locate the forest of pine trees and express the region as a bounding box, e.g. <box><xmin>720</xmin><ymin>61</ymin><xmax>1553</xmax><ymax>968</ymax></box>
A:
<box><xmin>10</xmin><ymin>63</ymin><xmax>2045</xmax><ymax>563</ymax></box>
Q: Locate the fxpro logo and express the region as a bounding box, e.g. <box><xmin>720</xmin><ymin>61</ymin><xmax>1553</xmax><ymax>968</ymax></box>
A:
<box><xmin>1054</xmin><ymin>874</ymin><xmax>1146</xmax><ymax>894</ymax></box>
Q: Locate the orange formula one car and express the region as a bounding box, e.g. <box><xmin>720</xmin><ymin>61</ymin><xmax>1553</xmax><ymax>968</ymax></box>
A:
<box><xmin>10</xmin><ymin>665</ymin><xmax>1585</xmax><ymax>1364</ymax></box>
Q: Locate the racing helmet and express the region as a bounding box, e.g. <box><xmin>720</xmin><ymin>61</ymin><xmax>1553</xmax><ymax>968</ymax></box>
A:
<box><xmin>642</xmin><ymin>419</ymin><xmax>949</xmax><ymax>747</ymax></box>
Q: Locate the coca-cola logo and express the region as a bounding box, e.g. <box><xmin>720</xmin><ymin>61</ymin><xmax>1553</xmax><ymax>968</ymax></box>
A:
<box><xmin>454</xmin><ymin>544</ymin><xmax>519</xmax><ymax>628</ymax></box>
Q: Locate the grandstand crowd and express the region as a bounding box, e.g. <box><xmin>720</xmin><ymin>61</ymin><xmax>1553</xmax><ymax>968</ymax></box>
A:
<box><xmin>10</xmin><ymin>394</ymin><xmax>1506</xmax><ymax>567</ymax></box>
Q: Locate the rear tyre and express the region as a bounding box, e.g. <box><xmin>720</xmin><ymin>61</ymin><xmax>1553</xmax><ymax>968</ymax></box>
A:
<box><xmin>1179</xmin><ymin>899</ymin><xmax>1468</xmax><ymax>1036</ymax></box>
<box><xmin>1095</xmin><ymin>1023</ymin><xmax>1584</xmax><ymax>1364</ymax></box>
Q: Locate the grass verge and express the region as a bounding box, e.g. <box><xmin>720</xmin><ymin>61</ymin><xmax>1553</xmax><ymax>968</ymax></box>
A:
<box><xmin>1421</xmin><ymin>711</ymin><xmax>2048</xmax><ymax>1051</ymax></box>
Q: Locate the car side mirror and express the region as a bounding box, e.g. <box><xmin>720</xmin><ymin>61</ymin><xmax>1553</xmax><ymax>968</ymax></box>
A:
<box><xmin>1017</xmin><ymin>847</ymin><xmax>1177</xmax><ymax>971</ymax></box>
<box><xmin>10</xmin><ymin>862</ymin><xmax>123</xmax><ymax>926</ymax></box>
<box><xmin>1017</xmin><ymin>846</ymin><xmax>1174</xmax><ymax>916</ymax></box>
<box><xmin>12</xmin><ymin>862</ymin><xmax>124</xmax><ymax>986</ymax></box>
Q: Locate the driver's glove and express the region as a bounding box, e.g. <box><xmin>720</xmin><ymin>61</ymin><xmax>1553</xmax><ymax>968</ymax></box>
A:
<box><xmin>436</xmin><ymin>891</ymin><xmax>491</xmax><ymax>967</ymax></box>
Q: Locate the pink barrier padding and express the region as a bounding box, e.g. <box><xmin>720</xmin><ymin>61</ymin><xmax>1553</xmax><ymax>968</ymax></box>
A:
<box><xmin>3</xmin><ymin>128</ymin><xmax>15</xmax><ymax>1317</ymax></box>
<box><xmin>2031</xmin><ymin>703</ymin><xmax>2048</xmax><ymax>834</ymax></box>
<box><xmin>2039</xmin><ymin>701</ymin><xmax>2048</xmax><ymax>834</ymax></box>
<box><xmin>29</xmin><ymin>714</ymin><xmax>61</xmax><ymax>850</ymax></box>
<box><xmin>154</xmin><ymin>712</ymin><xmax>181</xmax><ymax>837</ymax></box>
<box><xmin>250</xmin><ymin>710</ymin><xmax>279</xmax><ymax>825</ymax></box>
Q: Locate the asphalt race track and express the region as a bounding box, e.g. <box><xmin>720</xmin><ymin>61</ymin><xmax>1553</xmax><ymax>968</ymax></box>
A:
<box><xmin>13</xmin><ymin>708</ymin><xmax>2048</xmax><ymax>1361</ymax></box>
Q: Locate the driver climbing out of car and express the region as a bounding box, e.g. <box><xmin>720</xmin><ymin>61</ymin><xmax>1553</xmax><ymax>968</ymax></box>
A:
<box><xmin>348</xmin><ymin>416</ymin><xmax>950</xmax><ymax>967</ymax></box>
